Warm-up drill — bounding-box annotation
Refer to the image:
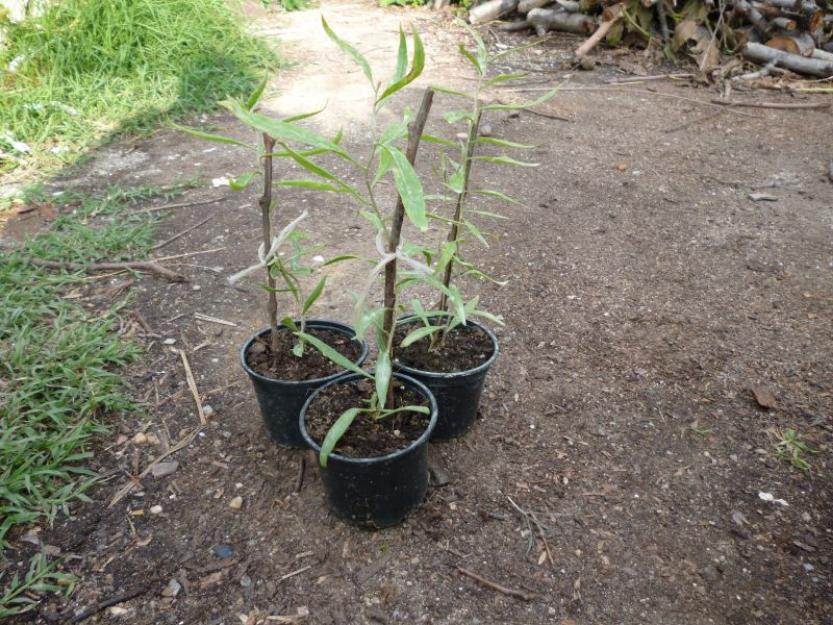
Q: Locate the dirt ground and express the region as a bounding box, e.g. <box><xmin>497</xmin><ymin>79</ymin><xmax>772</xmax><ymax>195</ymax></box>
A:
<box><xmin>4</xmin><ymin>1</ymin><xmax>833</xmax><ymax>623</ymax></box>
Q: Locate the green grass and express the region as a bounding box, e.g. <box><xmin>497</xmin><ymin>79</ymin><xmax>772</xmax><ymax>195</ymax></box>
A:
<box><xmin>0</xmin><ymin>0</ymin><xmax>276</xmax><ymax>180</ymax></box>
<box><xmin>0</xmin><ymin>185</ymin><xmax>174</xmax><ymax>615</ymax></box>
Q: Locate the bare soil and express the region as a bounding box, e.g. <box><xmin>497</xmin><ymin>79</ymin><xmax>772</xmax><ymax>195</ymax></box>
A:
<box><xmin>247</xmin><ymin>327</ymin><xmax>362</xmax><ymax>380</ymax></box>
<box><xmin>305</xmin><ymin>379</ymin><xmax>431</xmax><ymax>458</ymax></box>
<box><xmin>394</xmin><ymin>320</ymin><xmax>495</xmax><ymax>372</ymax></box>
<box><xmin>3</xmin><ymin>1</ymin><xmax>833</xmax><ymax>624</ymax></box>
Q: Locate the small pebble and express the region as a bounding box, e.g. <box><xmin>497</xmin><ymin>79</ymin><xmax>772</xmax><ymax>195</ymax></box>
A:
<box><xmin>161</xmin><ymin>578</ymin><xmax>181</xmax><ymax>598</ymax></box>
<box><xmin>132</xmin><ymin>432</ymin><xmax>148</xmax><ymax>445</ymax></box>
<box><xmin>202</xmin><ymin>405</ymin><xmax>215</xmax><ymax>418</ymax></box>
<box><xmin>240</xmin><ymin>575</ymin><xmax>252</xmax><ymax>588</ymax></box>
<box><xmin>213</xmin><ymin>544</ymin><xmax>235</xmax><ymax>559</ymax></box>
<box><xmin>163</xmin><ymin>338</ymin><xmax>177</xmax><ymax>345</ymax></box>
<box><xmin>229</xmin><ymin>496</ymin><xmax>243</xmax><ymax>510</ymax></box>
<box><xmin>151</xmin><ymin>461</ymin><xmax>179</xmax><ymax>478</ymax></box>
<box><xmin>192</xmin><ymin>285</ymin><xmax>201</xmax><ymax>291</ymax></box>
<box><xmin>149</xmin><ymin>505</ymin><xmax>163</xmax><ymax>515</ymax></box>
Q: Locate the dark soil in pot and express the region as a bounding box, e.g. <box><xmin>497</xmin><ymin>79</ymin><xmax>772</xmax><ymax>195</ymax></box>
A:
<box><xmin>305</xmin><ymin>378</ymin><xmax>430</xmax><ymax>458</ymax></box>
<box><xmin>393</xmin><ymin>317</ymin><xmax>499</xmax><ymax>440</ymax></box>
<box><xmin>246</xmin><ymin>326</ymin><xmax>361</xmax><ymax>379</ymax></box>
<box><xmin>241</xmin><ymin>321</ymin><xmax>368</xmax><ymax>448</ymax></box>
<box><xmin>393</xmin><ymin>319</ymin><xmax>495</xmax><ymax>373</ymax></box>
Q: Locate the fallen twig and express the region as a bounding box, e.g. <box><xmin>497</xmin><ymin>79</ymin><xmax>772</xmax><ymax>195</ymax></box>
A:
<box><xmin>151</xmin><ymin>216</ymin><xmax>214</xmax><ymax>251</ymax></box>
<box><xmin>456</xmin><ymin>567</ymin><xmax>536</xmax><ymax>601</ymax></box>
<box><xmin>139</xmin><ymin>196</ymin><xmax>225</xmax><ymax>214</ymax></box>
<box><xmin>152</xmin><ymin>246</ymin><xmax>226</xmax><ymax>263</ymax></box>
<box><xmin>67</xmin><ymin>583</ymin><xmax>150</xmax><ymax>623</ymax></box>
<box><xmin>663</xmin><ymin>110</ymin><xmax>727</xmax><ymax>133</ymax></box>
<box><xmin>279</xmin><ymin>564</ymin><xmax>312</xmax><ymax>583</ymax></box>
<box><xmin>130</xmin><ymin>310</ymin><xmax>160</xmax><ymax>338</ymax></box>
<box><xmin>607</xmin><ymin>73</ymin><xmax>695</xmax><ymax>84</ymax></box>
<box><xmin>710</xmin><ymin>99</ymin><xmax>831</xmax><ymax>110</ymax></box>
<box><xmin>506</xmin><ymin>495</ymin><xmax>555</xmax><ymax>571</ymax></box>
<box><xmin>575</xmin><ymin>3</ymin><xmax>623</xmax><ymax>58</ymax></box>
<box><xmin>178</xmin><ymin>349</ymin><xmax>206</xmax><ymax>424</ymax></box>
<box><xmin>27</xmin><ymin>258</ymin><xmax>186</xmax><ymax>282</ymax></box>
<box><xmin>294</xmin><ymin>456</ymin><xmax>306</xmax><ymax>494</ymax></box>
<box><xmin>496</xmin><ymin>100</ymin><xmax>572</xmax><ymax>121</ymax></box>
<box><xmin>194</xmin><ymin>312</ymin><xmax>237</xmax><ymax>327</ymax></box>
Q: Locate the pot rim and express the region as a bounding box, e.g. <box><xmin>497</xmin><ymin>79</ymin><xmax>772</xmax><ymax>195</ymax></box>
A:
<box><xmin>393</xmin><ymin>315</ymin><xmax>500</xmax><ymax>379</ymax></box>
<box><xmin>299</xmin><ymin>371</ymin><xmax>438</xmax><ymax>466</ymax></box>
<box><xmin>240</xmin><ymin>320</ymin><xmax>369</xmax><ymax>386</ymax></box>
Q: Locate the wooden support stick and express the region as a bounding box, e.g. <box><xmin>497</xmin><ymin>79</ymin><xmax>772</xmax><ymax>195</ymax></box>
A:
<box><xmin>380</xmin><ymin>88</ymin><xmax>435</xmax><ymax>383</ymax></box>
<box><xmin>178</xmin><ymin>349</ymin><xmax>206</xmax><ymax>424</ymax></box>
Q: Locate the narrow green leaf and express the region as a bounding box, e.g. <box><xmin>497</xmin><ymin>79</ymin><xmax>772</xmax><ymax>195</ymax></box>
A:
<box><xmin>372</xmin><ymin>147</ymin><xmax>394</xmax><ymax>188</ymax></box>
<box><xmin>400</xmin><ymin>325</ymin><xmax>442</xmax><ymax>347</ymax></box>
<box><xmin>319</xmin><ymin>408</ymin><xmax>363</xmax><ymax>467</ymax></box>
<box><xmin>471</xmin><ymin>190</ymin><xmax>521</xmax><ymax>206</ymax></box>
<box><xmin>431</xmin><ymin>84</ymin><xmax>474</xmax><ymax>99</ymax></box>
<box><xmin>473</xmin><ymin>155</ymin><xmax>540</xmax><ymax>167</ymax></box>
<box><xmin>279</xmin><ymin>144</ymin><xmax>348</xmax><ymax>185</ymax></box>
<box><xmin>297</xmin><ymin>332</ymin><xmax>371</xmax><ymax>378</ymax></box>
<box><xmin>378</xmin><ymin>404</ymin><xmax>430</xmax><ymax>419</ymax></box>
<box><xmin>376</xmin><ymin>26</ymin><xmax>425</xmax><ymax>108</ymax></box>
<box><xmin>388</xmin><ymin>147</ymin><xmax>427</xmax><ymax>230</ymax></box>
<box><xmin>354</xmin><ymin>308</ymin><xmax>385</xmax><ymax>339</ymax></box>
<box><xmin>421</xmin><ymin>133</ymin><xmax>457</xmax><ymax>148</ymax></box>
<box><xmin>171</xmin><ymin>123</ymin><xmax>252</xmax><ymax>149</ymax></box>
<box><xmin>470</xmin><ymin>309</ymin><xmax>505</xmax><ymax>325</ymax></box>
<box><xmin>275</xmin><ymin>179</ymin><xmax>347</xmax><ymax>193</ymax></box>
<box><xmin>322</xmin><ymin>254</ymin><xmax>363</xmax><ymax>267</ymax></box>
<box><xmin>393</xmin><ymin>27</ymin><xmax>408</xmax><ymax>83</ymax></box>
<box><xmin>464</xmin><ymin>219</ymin><xmax>489</xmax><ymax>247</ymax></box>
<box><xmin>360</xmin><ymin>210</ymin><xmax>385</xmax><ymax>231</ymax></box>
<box><xmin>321</xmin><ymin>16</ymin><xmax>374</xmax><ymax>85</ymax></box>
<box><xmin>476</xmin><ymin>136</ymin><xmax>535</xmax><ymax>149</ymax></box>
<box><xmin>375</xmin><ymin>349</ymin><xmax>392</xmax><ymax>409</ymax></box>
<box><xmin>460</xmin><ymin>19</ymin><xmax>487</xmax><ymax>70</ymax></box>
<box><xmin>229</xmin><ymin>171</ymin><xmax>256</xmax><ymax>191</ymax></box>
<box><xmin>222</xmin><ymin>100</ymin><xmax>344</xmax><ymax>154</ymax></box>
<box><xmin>458</xmin><ymin>43</ymin><xmax>483</xmax><ymax>75</ymax></box>
<box><xmin>444</xmin><ymin>110</ymin><xmax>473</xmax><ymax>124</ymax></box>
<box><xmin>283</xmin><ymin>103</ymin><xmax>327</xmax><ymax>123</ymax></box>
<box><xmin>483</xmin><ymin>85</ymin><xmax>563</xmax><ymax>111</ymax></box>
<box><xmin>281</xmin><ymin>317</ymin><xmax>300</xmax><ymax>331</ymax></box>
<box><xmin>484</xmin><ymin>71</ymin><xmax>529</xmax><ymax>87</ymax></box>
<box><xmin>246</xmin><ymin>75</ymin><xmax>269</xmax><ymax>110</ymax></box>
<box><xmin>448</xmin><ymin>163</ymin><xmax>465</xmax><ymax>195</ymax></box>
<box><xmin>303</xmin><ymin>276</ymin><xmax>326</xmax><ymax>314</ymax></box>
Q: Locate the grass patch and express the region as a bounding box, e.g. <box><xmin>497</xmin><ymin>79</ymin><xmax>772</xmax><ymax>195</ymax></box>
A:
<box><xmin>0</xmin><ymin>0</ymin><xmax>276</xmax><ymax>180</ymax></box>
<box><xmin>0</xmin><ymin>185</ymin><xmax>173</xmax><ymax>615</ymax></box>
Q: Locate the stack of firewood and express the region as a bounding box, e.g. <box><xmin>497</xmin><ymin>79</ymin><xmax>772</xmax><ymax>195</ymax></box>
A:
<box><xmin>467</xmin><ymin>0</ymin><xmax>833</xmax><ymax>77</ymax></box>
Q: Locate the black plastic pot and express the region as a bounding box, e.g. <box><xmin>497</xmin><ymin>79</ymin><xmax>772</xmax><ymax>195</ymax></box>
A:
<box><xmin>240</xmin><ymin>320</ymin><xmax>368</xmax><ymax>448</ymax></box>
<box><xmin>299</xmin><ymin>372</ymin><xmax>438</xmax><ymax>528</ymax></box>
<box><xmin>394</xmin><ymin>316</ymin><xmax>499</xmax><ymax>440</ymax></box>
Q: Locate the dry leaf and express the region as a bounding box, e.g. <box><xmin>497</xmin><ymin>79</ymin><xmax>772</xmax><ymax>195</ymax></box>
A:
<box><xmin>673</xmin><ymin>20</ymin><xmax>720</xmax><ymax>71</ymax></box>
<box><xmin>750</xmin><ymin>385</ymin><xmax>776</xmax><ymax>409</ymax></box>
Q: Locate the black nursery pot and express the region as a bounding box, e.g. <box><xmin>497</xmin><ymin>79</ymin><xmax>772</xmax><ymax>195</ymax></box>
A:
<box><xmin>394</xmin><ymin>316</ymin><xmax>499</xmax><ymax>440</ymax></box>
<box><xmin>299</xmin><ymin>372</ymin><xmax>438</xmax><ymax>529</ymax></box>
<box><xmin>240</xmin><ymin>321</ymin><xmax>368</xmax><ymax>449</ymax></box>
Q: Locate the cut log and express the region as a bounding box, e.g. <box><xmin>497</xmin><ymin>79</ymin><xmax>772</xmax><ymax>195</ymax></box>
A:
<box><xmin>497</xmin><ymin>19</ymin><xmax>533</xmax><ymax>30</ymax></box>
<box><xmin>743</xmin><ymin>41</ymin><xmax>833</xmax><ymax>76</ymax></box>
<box><xmin>469</xmin><ymin>0</ymin><xmax>520</xmax><ymax>24</ymax></box>
<box><xmin>575</xmin><ymin>3</ymin><xmax>624</xmax><ymax>58</ymax></box>
<box><xmin>518</xmin><ymin>0</ymin><xmax>554</xmax><ymax>13</ymax></box>
<box><xmin>811</xmin><ymin>47</ymin><xmax>833</xmax><ymax>61</ymax></box>
<box><xmin>555</xmin><ymin>0</ymin><xmax>580</xmax><ymax>11</ymax></box>
<box><xmin>734</xmin><ymin>0</ymin><xmax>773</xmax><ymax>36</ymax></box>
<box><xmin>527</xmin><ymin>7</ymin><xmax>595</xmax><ymax>36</ymax></box>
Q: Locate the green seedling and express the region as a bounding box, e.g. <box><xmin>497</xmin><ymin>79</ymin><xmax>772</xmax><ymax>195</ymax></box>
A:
<box><xmin>772</xmin><ymin>428</ymin><xmax>816</xmax><ymax>471</ymax></box>
<box><xmin>399</xmin><ymin>22</ymin><xmax>560</xmax><ymax>350</ymax></box>
<box><xmin>292</xmin><ymin>19</ymin><xmax>435</xmax><ymax>466</ymax></box>
<box><xmin>176</xmin><ymin>78</ymin><xmax>348</xmax><ymax>367</ymax></box>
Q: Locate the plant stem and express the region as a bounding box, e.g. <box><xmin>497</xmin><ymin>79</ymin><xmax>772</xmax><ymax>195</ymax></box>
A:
<box><xmin>438</xmin><ymin>108</ymin><xmax>482</xmax><ymax>319</ymax></box>
<box><xmin>259</xmin><ymin>133</ymin><xmax>280</xmax><ymax>365</ymax></box>
<box><xmin>381</xmin><ymin>87</ymin><xmax>435</xmax><ymax>407</ymax></box>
